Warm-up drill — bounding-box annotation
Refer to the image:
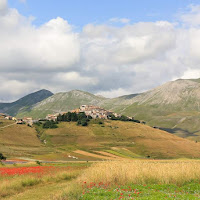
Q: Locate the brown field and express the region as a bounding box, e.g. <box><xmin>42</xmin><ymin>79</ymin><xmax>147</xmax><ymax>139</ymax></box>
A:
<box><xmin>0</xmin><ymin>119</ymin><xmax>51</xmax><ymax>157</ymax></box>
<box><xmin>77</xmin><ymin>160</ymin><xmax>200</xmax><ymax>185</ymax></box>
<box><xmin>1</xmin><ymin>119</ymin><xmax>200</xmax><ymax>160</ymax></box>
<box><xmin>44</xmin><ymin>120</ymin><xmax>200</xmax><ymax>159</ymax></box>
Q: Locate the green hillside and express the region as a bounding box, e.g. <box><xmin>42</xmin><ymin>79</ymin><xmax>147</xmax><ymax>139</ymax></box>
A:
<box><xmin>16</xmin><ymin>90</ymin><xmax>107</xmax><ymax>119</ymax></box>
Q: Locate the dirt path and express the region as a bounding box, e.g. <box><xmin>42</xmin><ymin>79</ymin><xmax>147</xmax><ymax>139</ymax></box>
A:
<box><xmin>6</xmin><ymin>181</ymin><xmax>67</xmax><ymax>200</ymax></box>
<box><xmin>0</xmin><ymin>123</ymin><xmax>16</xmax><ymax>129</ymax></box>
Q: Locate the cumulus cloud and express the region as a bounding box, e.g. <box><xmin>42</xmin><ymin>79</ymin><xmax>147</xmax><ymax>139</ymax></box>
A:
<box><xmin>1</xmin><ymin>1</ymin><xmax>200</xmax><ymax>101</ymax></box>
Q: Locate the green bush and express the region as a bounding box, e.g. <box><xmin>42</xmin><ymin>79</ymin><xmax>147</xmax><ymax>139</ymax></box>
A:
<box><xmin>36</xmin><ymin>160</ymin><xmax>42</xmax><ymax>165</ymax></box>
<box><xmin>81</xmin><ymin>119</ymin><xmax>88</xmax><ymax>126</ymax></box>
<box><xmin>0</xmin><ymin>153</ymin><xmax>6</xmax><ymax>161</ymax></box>
<box><xmin>43</xmin><ymin>120</ymin><xmax>58</xmax><ymax>129</ymax></box>
<box><xmin>77</xmin><ymin>119</ymin><xmax>88</xmax><ymax>126</ymax></box>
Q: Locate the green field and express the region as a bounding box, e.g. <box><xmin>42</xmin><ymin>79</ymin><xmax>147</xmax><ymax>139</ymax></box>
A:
<box><xmin>80</xmin><ymin>183</ymin><xmax>200</xmax><ymax>199</ymax></box>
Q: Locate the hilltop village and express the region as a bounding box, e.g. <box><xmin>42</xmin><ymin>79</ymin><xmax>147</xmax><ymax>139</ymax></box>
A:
<box><xmin>0</xmin><ymin>105</ymin><xmax>135</xmax><ymax>126</ymax></box>
<box><xmin>46</xmin><ymin>105</ymin><xmax>124</xmax><ymax>121</ymax></box>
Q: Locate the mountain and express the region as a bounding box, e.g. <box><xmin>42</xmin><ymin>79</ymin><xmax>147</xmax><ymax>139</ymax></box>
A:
<box><xmin>0</xmin><ymin>89</ymin><xmax>53</xmax><ymax>117</ymax></box>
<box><xmin>12</xmin><ymin>78</ymin><xmax>200</xmax><ymax>141</ymax></box>
<box><xmin>16</xmin><ymin>90</ymin><xmax>107</xmax><ymax>119</ymax></box>
<box><xmin>101</xmin><ymin>79</ymin><xmax>200</xmax><ymax>141</ymax></box>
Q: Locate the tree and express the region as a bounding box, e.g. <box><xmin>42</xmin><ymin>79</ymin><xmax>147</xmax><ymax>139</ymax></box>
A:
<box><xmin>77</xmin><ymin>112</ymin><xmax>87</xmax><ymax>120</ymax></box>
<box><xmin>43</xmin><ymin>120</ymin><xmax>58</xmax><ymax>129</ymax></box>
<box><xmin>0</xmin><ymin>153</ymin><xmax>6</xmax><ymax>161</ymax></box>
<box><xmin>81</xmin><ymin>119</ymin><xmax>88</xmax><ymax>126</ymax></box>
<box><xmin>71</xmin><ymin>113</ymin><xmax>78</xmax><ymax>121</ymax></box>
<box><xmin>57</xmin><ymin>114</ymin><xmax>62</xmax><ymax>121</ymax></box>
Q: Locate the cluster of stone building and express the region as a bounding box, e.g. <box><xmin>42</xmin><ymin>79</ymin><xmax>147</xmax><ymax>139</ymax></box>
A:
<box><xmin>0</xmin><ymin>105</ymin><xmax>126</xmax><ymax>124</ymax></box>
<box><xmin>46</xmin><ymin>105</ymin><xmax>122</xmax><ymax>121</ymax></box>
<box><xmin>0</xmin><ymin>113</ymin><xmax>34</xmax><ymax>126</ymax></box>
<box><xmin>75</xmin><ymin>105</ymin><xmax>121</xmax><ymax>119</ymax></box>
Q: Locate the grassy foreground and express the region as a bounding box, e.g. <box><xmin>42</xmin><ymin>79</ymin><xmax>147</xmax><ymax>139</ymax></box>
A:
<box><xmin>1</xmin><ymin>160</ymin><xmax>200</xmax><ymax>199</ymax></box>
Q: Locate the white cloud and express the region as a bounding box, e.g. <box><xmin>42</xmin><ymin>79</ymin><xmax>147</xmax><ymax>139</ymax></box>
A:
<box><xmin>109</xmin><ymin>18</ymin><xmax>130</xmax><ymax>24</ymax></box>
<box><xmin>1</xmin><ymin>2</ymin><xmax>200</xmax><ymax>101</ymax></box>
<box><xmin>180</xmin><ymin>5</ymin><xmax>200</xmax><ymax>27</ymax></box>
<box><xmin>181</xmin><ymin>69</ymin><xmax>200</xmax><ymax>79</ymax></box>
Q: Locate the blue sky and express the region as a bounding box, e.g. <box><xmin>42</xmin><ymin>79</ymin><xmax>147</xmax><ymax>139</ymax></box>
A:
<box><xmin>8</xmin><ymin>0</ymin><xmax>200</xmax><ymax>28</ymax></box>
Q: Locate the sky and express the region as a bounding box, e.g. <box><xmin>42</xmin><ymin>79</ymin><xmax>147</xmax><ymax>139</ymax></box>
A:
<box><xmin>1</xmin><ymin>0</ymin><xmax>200</xmax><ymax>101</ymax></box>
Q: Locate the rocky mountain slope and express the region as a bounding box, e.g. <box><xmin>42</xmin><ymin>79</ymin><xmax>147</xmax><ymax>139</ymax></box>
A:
<box><xmin>101</xmin><ymin>79</ymin><xmax>200</xmax><ymax>141</ymax></box>
<box><xmin>0</xmin><ymin>89</ymin><xmax>53</xmax><ymax>117</ymax></box>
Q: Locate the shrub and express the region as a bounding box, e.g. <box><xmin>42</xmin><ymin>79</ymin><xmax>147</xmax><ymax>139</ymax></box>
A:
<box><xmin>81</xmin><ymin>119</ymin><xmax>88</xmax><ymax>126</ymax></box>
<box><xmin>77</xmin><ymin>120</ymin><xmax>81</xmax><ymax>126</ymax></box>
<box><xmin>36</xmin><ymin>160</ymin><xmax>42</xmax><ymax>165</ymax></box>
<box><xmin>34</xmin><ymin>121</ymin><xmax>42</xmax><ymax>126</ymax></box>
<box><xmin>0</xmin><ymin>153</ymin><xmax>6</xmax><ymax>161</ymax></box>
<box><xmin>43</xmin><ymin>120</ymin><xmax>58</xmax><ymax>129</ymax></box>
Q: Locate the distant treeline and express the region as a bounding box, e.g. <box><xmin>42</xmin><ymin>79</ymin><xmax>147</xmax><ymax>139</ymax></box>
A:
<box><xmin>108</xmin><ymin>114</ymin><xmax>141</xmax><ymax>123</ymax></box>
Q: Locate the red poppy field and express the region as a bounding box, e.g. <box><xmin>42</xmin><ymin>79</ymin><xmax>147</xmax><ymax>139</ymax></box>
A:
<box><xmin>0</xmin><ymin>166</ymin><xmax>55</xmax><ymax>176</ymax></box>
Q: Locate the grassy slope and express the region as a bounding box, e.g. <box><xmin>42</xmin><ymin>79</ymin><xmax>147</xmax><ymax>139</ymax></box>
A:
<box><xmin>1</xmin><ymin>118</ymin><xmax>200</xmax><ymax>159</ymax></box>
<box><xmin>100</xmin><ymin>79</ymin><xmax>200</xmax><ymax>141</ymax></box>
<box><xmin>0</xmin><ymin>119</ymin><xmax>51</xmax><ymax>157</ymax></box>
<box><xmin>16</xmin><ymin>90</ymin><xmax>106</xmax><ymax>119</ymax></box>
<box><xmin>101</xmin><ymin>98</ymin><xmax>200</xmax><ymax>142</ymax></box>
<box><xmin>36</xmin><ymin>120</ymin><xmax>200</xmax><ymax>159</ymax></box>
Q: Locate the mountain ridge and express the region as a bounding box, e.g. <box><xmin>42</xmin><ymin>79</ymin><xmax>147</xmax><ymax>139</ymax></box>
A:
<box><xmin>0</xmin><ymin>89</ymin><xmax>53</xmax><ymax>116</ymax></box>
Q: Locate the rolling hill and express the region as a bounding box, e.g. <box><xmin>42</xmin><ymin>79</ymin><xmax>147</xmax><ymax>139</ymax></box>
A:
<box><xmin>16</xmin><ymin>90</ymin><xmax>107</xmax><ymax>119</ymax></box>
<box><xmin>0</xmin><ymin>89</ymin><xmax>53</xmax><ymax>117</ymax></box>
<box><xmin>1</xmin><ymin>118</ymin><xmax>200</xmax><ymax>159</ymax></box>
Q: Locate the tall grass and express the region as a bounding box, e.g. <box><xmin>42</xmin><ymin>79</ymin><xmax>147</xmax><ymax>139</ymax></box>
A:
<box><xmin>77</xmin><ymin>160</ymin><xmax>200</xmax><ymax>186</ymax></box>
<box><xmin>53</xmin><ymin>160</ymin><xmax>200</xmax><ymax>200</ymax></box>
